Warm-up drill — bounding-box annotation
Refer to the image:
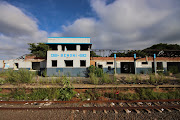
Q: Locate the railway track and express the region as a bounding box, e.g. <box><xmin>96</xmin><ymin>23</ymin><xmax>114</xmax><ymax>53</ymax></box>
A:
<box><xmin>0</xmin><ymin>99</ymin><xmax>179</xmax><ymax>114</ymax></box>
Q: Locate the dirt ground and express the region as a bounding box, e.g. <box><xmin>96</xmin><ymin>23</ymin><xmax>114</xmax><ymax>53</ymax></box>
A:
<box><xmin>0</xmin><ymin>109</ymin><xmax>179</xmax><ymax>120</ymax></box>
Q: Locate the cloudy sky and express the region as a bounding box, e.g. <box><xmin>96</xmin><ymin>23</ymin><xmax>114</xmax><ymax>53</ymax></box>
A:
<box><xmin>0</xmin><ymin>0</ymin><xmax>180</xmax><ymax>59</ymax></box>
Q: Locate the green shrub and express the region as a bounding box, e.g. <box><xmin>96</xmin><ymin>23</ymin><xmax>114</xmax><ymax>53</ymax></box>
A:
<box><xmin>149</xmin><ymin>74</ymin><xmax>157</xmax><ymax>84</ymax></box>
<box><xmin>0</xmin><ymin>78</ymin><xmax>5</xmax><ymax>85</ymax></box>
<box><xmin>58</xmin><ymin>76</ymin><xmax>76</xmax><ymax>101</ymax></box>
<box><xmin>0</xmin><ymin>71</ymin><xmax>8</xmax><ymax>77</ymax></box>
<box><xmin>10</xmin><ymin>89</ymin><xmax>27</xmax><ymax>100</ymax></box>
<box><xmin>42</xmin><ymin>69</ymin><xmax>47</xmax><ymax>77</ymax></box>
<box><xmin>88</xmin><ymin>66</ymin><xmax>103</xmax><ymax>77</ymax></box>
<box><xmin>6</xmin><ymin>69</ymin><xmax>36</xmax><ymax>84</ymax></box>
<box><xmin>82</xmin><ymin>89</ymin><xmax>101</xmax><ymax>100</ymax></box>
<box><xmin>18</xmin><ymin>69</ymin><xmax>36</xmax><ymax>83</ymax></box>
<box><xmin>168</xmin><ymin>66</ymin><xmax>179</xmax><ymax>74</ymax></box>
<box><xmin>89</xmin><ymin>73</ymin><xmax>99</xmax><ymax>85</ymax></box>
<box><xmin>101</xmin><ymin>73</ymin><xmax>111</xmax><ymax>84</ymax></box>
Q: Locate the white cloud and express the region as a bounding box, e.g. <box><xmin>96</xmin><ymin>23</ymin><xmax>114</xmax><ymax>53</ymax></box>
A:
<box><xmin>1</xmin><ymin>0</ymin><xmax>180</xmax><ymax>59</ymax></box>
<box><xmin>53</xmin><ymin>0</ymin><xmax>180</xmax><ymax>50</ymax></box>
<box><xmin>0</xmin><ymin>1</ymin><xmax>47</xmax><ymax>59</ymax></box>
<box><xmin>62</xmin><ymin>18</ymin><xmax>97</xmax><ymax>37</ymax></box>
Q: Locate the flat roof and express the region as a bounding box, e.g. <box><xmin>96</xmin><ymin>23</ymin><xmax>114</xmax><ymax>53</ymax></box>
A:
<box><xmin>91</xmin><ymin>57</ymin><xmax>180</xmax><ymax>61</ymax></box>
<box><xmin>48</xmin><ymin>37</ymin><xmax>90</xmax><ymax>38</ymax></box>
<box><xmin>45</xmin><ymin>43</ymin><xmax>92</xmax><ymax>45</ymax></box>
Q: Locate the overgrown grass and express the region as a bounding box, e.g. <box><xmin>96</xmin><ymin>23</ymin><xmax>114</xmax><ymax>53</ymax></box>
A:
<box><xmin>88</xmin><ymin>66</ymin><xmax>114</xmax><ymax>85</ymax></box>
<box><xmin>88</xmin><ymin>65</ymin><xmax>103</xmax><ymax>77</ymax></box>
<box><xmin>149</xmin><ymin>74</ymin><xmax>168</xmax><ymax>85</ymax></box>
<box><xmin>2</xmin><ymin>69</ymin><xmax>37</xmax><ymax>84</ymax></box>
<box><xmin>2</xmin><ymin>76</ymin><xmax>76</xmax><ymax>101</ymax></box>
<box><xmin>79</xmin><ymin>89</ymin><xmax>101</xmax><ymax>101</ymax></box>
<box><xmin>89</xmin><ymin>73</ymin><xmax>99</xmax><ymax>85</ymax></box>
<box><xmin>101</xmin><ymin>73</ymin><xmax>111</xmax><ymax>84</ymax></box>
<box><xmin>104</xmin><ymin>88</ymin><xmax>180</xmax><ymax>100</ymax></box>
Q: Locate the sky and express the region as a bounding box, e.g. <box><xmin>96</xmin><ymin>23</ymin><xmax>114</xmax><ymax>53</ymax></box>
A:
<box><xmin>0</xmin><ymin>0</ymin><xmax>180</xmax><ymax>59</ymax></box>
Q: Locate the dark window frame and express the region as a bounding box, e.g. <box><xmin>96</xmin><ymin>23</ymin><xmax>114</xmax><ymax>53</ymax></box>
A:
<box><xmin>107</xmin><ymin>62</ymin><xmax>113</xmax><ymax>65</ymax></box>
<box><xmin>52</xmin><ymin>60</ymin><xmax>57</xmax><ymax>67</ymax></box>
<box><xmin>157</xmin><ymin>62</ymin><xmax>163</xmax><ymax>70</ymax></box>
<box><xmin>15</xmin><ymin>63</ymin><xmax>19</xmax><ymax>68</ymax></box>
<box><xmin>65</xmin><ymin>60</ymin><xmax>73</xmax><ymax>67</ymax></box>
<box><xmin>142</xmin><ymin>62</ymin><xmax>148</xmax><ymax>65</ymax></box>
<box><xmin>62</xmin><ymin>44</ymin><xmax>76</xmax><ymax>51</ymax></box>
<box><xmin>80</xmin><ymin>60</ymin><xmax>86</xmax><ymax>67</ymax></box>
<box><xmin>80</xmin><ymin>44</ymin><xmax>89</xmax><ymax>51</ymax></box>
<box><xmin>108</xmin><ymin>66</ymin><xmax>111</xmax><ymax>70</ymax></box>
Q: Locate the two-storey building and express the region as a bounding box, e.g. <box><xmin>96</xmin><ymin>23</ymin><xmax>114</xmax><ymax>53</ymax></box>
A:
<box><xmin>45</xmin><ymin>37</ymin><xmax>91</xmax><ymax>76</ymax></box>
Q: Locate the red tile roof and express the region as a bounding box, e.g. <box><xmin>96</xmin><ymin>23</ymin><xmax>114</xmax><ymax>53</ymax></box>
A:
<box><xmin>91</xmin><ymin>57</ymin><xmax>180</xmax><ymax>61</ymax></box>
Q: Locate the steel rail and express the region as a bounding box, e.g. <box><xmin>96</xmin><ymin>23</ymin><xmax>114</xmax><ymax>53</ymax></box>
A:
<box><xmin>0</xmin><ymin>99</ymin><xmax>179</xmax><ymax>104</ymax></box>
<box><xmin>0</xmin><ymin>105</ymin><xmax>180</xmax><ymax>111</ymax></box>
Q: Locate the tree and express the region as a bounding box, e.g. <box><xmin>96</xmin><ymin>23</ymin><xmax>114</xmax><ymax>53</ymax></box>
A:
<box><xmin>109</xmin><ymin>43</ymin><xmax>180</xmax><ymax>57</ymax></box>
<box><xmin>28</xmin><ymin>43</ymin><xmax>49</xmax><ymax>58</ymax></box>
<box><xmin>144</xmin><ymin>43</ymin><xmax>180</xmax><ymax>50</ymax></box>
<box><xmin>90</xmin><ymin>51</ymin><xmax>101</xmax><ymax>57</ymax></box>
<box><xmin>109</xmin><ymin>50</ymin><xmax>146</xmax><ymax>57</ymax></box>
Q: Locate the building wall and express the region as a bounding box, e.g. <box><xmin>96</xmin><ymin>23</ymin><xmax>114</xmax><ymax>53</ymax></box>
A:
<box><xmin>47</xmin><ymin>68</ymin><xmax>88</xmax><ymax>77</ymax></box>
<box><xmin>2</xmin><ymin>59</ymin><xmax>32</xmax><ymax>69</ymax></box>
<box><xmin>46</xmin><ymin>37</ymin><xmax>91</xmax><ymax>76</ymax></box>
<box><xmin>48</xmin><ymin>37</ymin><xmax>90</xmax><ymax>43</ymax></box>
<box><xmin>40</xmin><ymin>60</ymin><xmax>46</xmax><ymax>68</ymax></box>
<box><xmin>0</xmin><ymin>60</ymin><xmax>3</xmax><ymax>68</ymax></box>
<box><xmin>90</xmin><ymin>58</ymin><xmax>179</xmax><ymax>74</ymax></box>
<box><xmin>47</xmin><ymin>49</ymin><xmax>90</xmax><ymax>68</ymax></box>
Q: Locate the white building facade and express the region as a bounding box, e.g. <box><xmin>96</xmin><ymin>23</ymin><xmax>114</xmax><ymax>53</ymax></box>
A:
<box><xmin>46</xmin><ymin>37</ymin><xmax>91</xmax><ymax>76</ymax></box>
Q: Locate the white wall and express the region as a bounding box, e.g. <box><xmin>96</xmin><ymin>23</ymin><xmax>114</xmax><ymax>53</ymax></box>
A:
<box><xmin>0</xmin><ymin>60</ymin><xmax>3</xmax><ymax>68</ymax></box>
<box><xmin>136</xmin><ymin>61</ymin><xmax>152</xmax><ymax>68</ymax></box>
<box><xmin>47</xmin><ymin>50</ymin><xmax>90</xmax><ymax>68</ymax></box>
<box><xmin>47</xmin><ymin>38</ymin><xmax>91</xmax><ymax>68</ymax></box>
<box><xmin>3</xmin><ymin>59</ymin><xmax>32</xmax><ymax>69</ymax></box>
<box><xmin>95</xmin><ymin>60</ymin><xmax>121</xmax><ymax>68</ymax></box>
<box><xmin>48</xmin><ymin>37</ymin><xmax>90</xmax><ymax>43</ymax></box>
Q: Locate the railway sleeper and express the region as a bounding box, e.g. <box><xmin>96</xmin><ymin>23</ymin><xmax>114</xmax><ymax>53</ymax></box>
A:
<box><xmin>126</xmin><ymin>103</ymin><xmax>140</xmax><ymax>114</ymax></box>
<box><xmin>146</xmin><ymin>102</ymin><xmax>162</xmax><ymax>113</ymax></box>
<box><xmin>171</xmin><ymin>102</ymin><xmax>180</xmax><ymax>111</ymax></box>
<box><xmin>119</xmin><ymin>103</ymin><xmax>131</xmax><ymax>114</ymax></box>
<box><xmin>93</xmin><ymin>104</ymin><xmax>97</xmax><ymax>113</ymax></box>
<box><xmin>137</xmin><ymin>102</ymin><xmax>151</xmax><ymax>114</ymax></box>
<box><xmin>154</xmin><ymin>102</ymin><xmax>171</xmax><ymax>112</ymax></box>
<box><xmin>99</xmin><ymin>103</ymin><xmax>108</xmax><ymax>114</ymax></box>
<box><xmin>93</xmin><ymin>109</ymin><xmax>96</xmax><ymax>114</ymax></box>
<box><xmin>110</xmin><ymin>103</ymin><xmax>118</xmax><ymax>114</ymax></box>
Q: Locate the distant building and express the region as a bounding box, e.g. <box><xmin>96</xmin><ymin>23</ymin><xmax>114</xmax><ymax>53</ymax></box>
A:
<box><xmin>91</xmin><ymin>57</ymin><xmax>180</xmax><ymax>74</ymax></box>
<box><xmin>45</xmin><ymin>37</ymin><xmax>92</xmax><ymax>76</ymax></box>
<box><xmin>0</xmin><ymin>37</ymin><xmax>180</xmax><ymax>76</ymax></box>
<box><xmin>0</xmin><ymin>55</ymin><xmax>46</xmax><ymax>72</ymax></box>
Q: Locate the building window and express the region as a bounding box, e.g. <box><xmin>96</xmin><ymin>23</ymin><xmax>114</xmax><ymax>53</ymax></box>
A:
<box><xmin>98</xmin><ymin>65</ymin><xmax>103</xmax><ymax>68</ymax></box>
<box><xmin>15</xmin><ymin>63</ymin><xmax>19</xmax><ymax>68</ymax></box>
<box><xmin>80</xmin><ymin>44</ymin><xmax>89</xmax><ymax>50</ymax></box>
<box><xmin>80</xmin><ymin>60</ymin><xmax>86</xmax><ymax>67</ymax></box>
<box><xmin>52</xmin><ymin>60</ymin><xmax>57</xmax><ymax>67</ymax></box>
<box><xmin>32</xmin><ymin>62</ymin><xmax>40</xmax><ymax>70</ymax></box>
<box><xmin>142</xmin><ymin>62</ymin><xmax>148</xmax><ymax>65</ymax></box>
<box><xmin>157</xmin><ymin>62</ymin><xmax>163</xmax><ymax>70</ymax></box>
<box><xmin>49</xmin><ymin>44</ymin><xmax>58</xmax><ymax>50</ymax></box>
<box><xmin>65</xmin><ymin>60</ymin><xmax>73</xmax><ymax>67</ymax></box>
<box><xmin>107</xmin><ymin>62</ymin><xmax>113</xmax><ymax>65</ymax></box>
<box><xmin>108</xmin><ymin>66</ymin><xmax>111</xmax><ymax>70</ymax></box>
<box><xmin>62</xmin><ymin>45</ymin><xmax>76</xmax><ymax>51</ymax></box>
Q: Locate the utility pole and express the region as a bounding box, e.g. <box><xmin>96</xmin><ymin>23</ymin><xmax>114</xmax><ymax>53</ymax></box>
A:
<box><xmin>114</xmin><ymin>54</ymin><xmax>116</xmax><ymax>74</ymax></box>
<box><xmin>154</xmin><ymin>54</ymin><xmax>157</xmax><ymax>75</ymax></box>
<box><xmin>134</xmin><ymin>54</ymin><xmax>136</xmax><ymax>74</ymax></box>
